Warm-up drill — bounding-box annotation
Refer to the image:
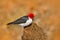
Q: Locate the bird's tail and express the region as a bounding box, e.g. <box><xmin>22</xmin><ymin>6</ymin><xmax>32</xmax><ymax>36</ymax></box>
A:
<box><xmin>7</xmin><ymin>22</ymin><xmax>14</xmax><ymax>25</ymax></box>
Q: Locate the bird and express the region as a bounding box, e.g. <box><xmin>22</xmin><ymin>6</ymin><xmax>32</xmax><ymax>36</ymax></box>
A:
<box><xmin>7</xmin><ymin>12</ymin><xmax>34</xmax><ymax>28</ymax></box>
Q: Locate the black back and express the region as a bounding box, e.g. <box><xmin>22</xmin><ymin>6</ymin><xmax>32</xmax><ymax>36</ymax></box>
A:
<box><xmin>7</xmin><ymin>16</ymin><xmax>28</xmax><ymax>25</ymax></box>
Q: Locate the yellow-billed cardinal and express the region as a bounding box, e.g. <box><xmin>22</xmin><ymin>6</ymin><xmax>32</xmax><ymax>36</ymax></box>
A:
<box><xmin>7</xmin><ymin>12</ymin><xmax>34</xmax><ymax>28</ymax></box>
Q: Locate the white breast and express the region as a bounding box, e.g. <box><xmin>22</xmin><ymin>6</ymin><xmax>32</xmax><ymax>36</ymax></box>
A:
<box><xmin>19</xmin><ymin>17</ymin><xmax>32</xmax><ymax>27</ymax></box>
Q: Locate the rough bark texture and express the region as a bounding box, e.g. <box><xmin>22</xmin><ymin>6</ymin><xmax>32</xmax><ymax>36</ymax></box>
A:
<box><xmin>22</xmin><ymin>23</ymin><xmax>47</xmax><ymax>40</ymax></box>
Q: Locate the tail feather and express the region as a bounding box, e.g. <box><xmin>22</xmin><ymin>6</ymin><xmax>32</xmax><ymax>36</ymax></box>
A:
<box><xmin>7</xmin><ymin>22</ymin><xmax>14</xmax><ymax>25</ymax></box>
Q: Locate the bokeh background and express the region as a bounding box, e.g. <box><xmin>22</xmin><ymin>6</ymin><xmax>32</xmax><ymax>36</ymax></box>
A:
<box><xmin>0</xmin><ymin>0</ymin><xmax>60</xmax><ymax>40</ymax></box>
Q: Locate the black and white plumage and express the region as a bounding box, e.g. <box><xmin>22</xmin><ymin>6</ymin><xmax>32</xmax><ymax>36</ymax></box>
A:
<box><xmin>7</xmin><ymin>13</ymin><xmax>34</xmax><ymax>27</ymax></box>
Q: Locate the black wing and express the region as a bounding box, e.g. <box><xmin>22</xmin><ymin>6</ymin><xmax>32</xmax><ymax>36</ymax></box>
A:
<box><xmin>7</xmin><ymin>16</ymin><xmax>28</xmax><ymax>25</ymax></box>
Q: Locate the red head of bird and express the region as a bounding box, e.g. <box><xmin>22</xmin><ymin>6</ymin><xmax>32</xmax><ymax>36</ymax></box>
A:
<box><xmin>28</xmin><ymin>12</ymin><xmax>34</xmax><ymax>19</ymax></box>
